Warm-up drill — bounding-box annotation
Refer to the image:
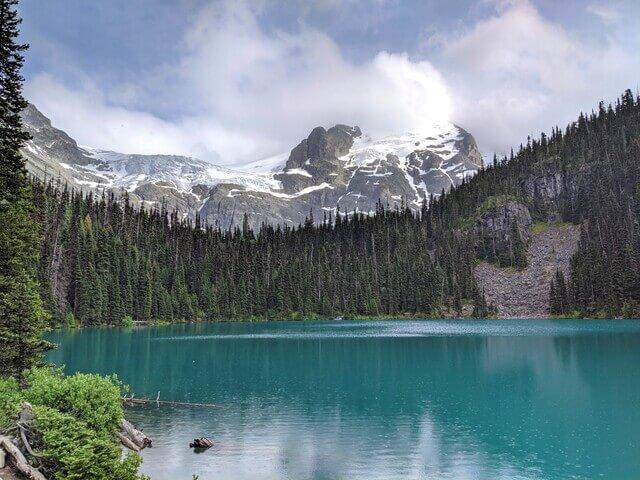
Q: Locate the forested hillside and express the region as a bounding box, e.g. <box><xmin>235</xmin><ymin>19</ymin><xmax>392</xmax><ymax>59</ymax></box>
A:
<box><xmin>34</xmin><ymin>90</ymin><xmax>640</xmax><ymax>325</ymax></box>
<box><xmin>35</xmin><ymin>185</ymin><xmax>479</xmax><ymax>324</ymax></box>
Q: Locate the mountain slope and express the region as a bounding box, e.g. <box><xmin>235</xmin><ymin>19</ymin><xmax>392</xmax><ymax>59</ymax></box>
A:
<box><xmin>200</xmin><ymin>123</ymin><xmax>482</xmax><ymax>228</ymax></box>
<box><xmin>475</xmin><ymin>223</ymin><xmax>580</xmax><ymax>318</ymax></box>
<box><xmin>20</xmin><ymin>104</ymin><xmax>277</xmax><ymax>216</ymax></box>
<box><xmin>21</xmin><ymin>104</ymin><xmax>482</xmax><ymax>228</ymax></box>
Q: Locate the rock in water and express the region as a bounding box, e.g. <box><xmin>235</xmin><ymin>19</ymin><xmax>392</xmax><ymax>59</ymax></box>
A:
<box><xmin>189</xmin><ymin>438</ymin><xmax>214</xmax><ymax>449</ymax></box>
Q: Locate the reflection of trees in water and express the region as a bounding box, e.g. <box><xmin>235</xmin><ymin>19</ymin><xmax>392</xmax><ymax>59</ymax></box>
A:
<box><xmin>47</xmin><ymin>324</ymin><xmax>640</xmax><ymax>479</ymax></box>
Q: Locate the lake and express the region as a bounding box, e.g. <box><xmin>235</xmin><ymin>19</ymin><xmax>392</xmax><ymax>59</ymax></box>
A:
<box><xmin>46</xmin><ymin>319</ymin><xmax>640</xmax><ymax>480</ymax></box>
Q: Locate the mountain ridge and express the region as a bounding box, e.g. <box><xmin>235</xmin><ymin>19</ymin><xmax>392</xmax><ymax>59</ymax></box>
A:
<box><xmin>21</xmin><ymin>103</ymin><xmax>483</xmax><ymax>228</ymax></box>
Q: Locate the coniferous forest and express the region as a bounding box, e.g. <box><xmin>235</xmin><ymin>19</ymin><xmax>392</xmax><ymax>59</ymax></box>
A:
<box><xmin>33</xmin><ymin>90</ymin><xmax>640</xmax><ymax>325</ymax></box>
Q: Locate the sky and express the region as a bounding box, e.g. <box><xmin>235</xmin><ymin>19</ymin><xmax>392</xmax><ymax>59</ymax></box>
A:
<box><xmin>18</xmin><ymin>0</ymin><xmax>640</xmax><ymax>166</ymax></box>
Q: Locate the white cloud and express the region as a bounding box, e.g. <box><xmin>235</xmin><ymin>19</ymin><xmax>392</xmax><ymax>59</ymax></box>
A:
<box><xmin>26</xmin><ymin>1</ymin><xmax>451</xmax><ymax>166</ymax></box>
<box><xmin>586</xmin><ymin>3</ymin><xmax>621</xmax><ymax>23</ymax></box>
<box><xmin>24</xmin><ymin>73</ymin><xmax>273</xmax><ymax>163</ymax></box>
<box><xmin>25</xmin><ymin>0</ymin><xmax>640</xmax><ymax>163</ymax></box>
<box><xmin>433</xmin><ymin>0</ymin><xmax>640</xmax><ymax>154</ymax></box>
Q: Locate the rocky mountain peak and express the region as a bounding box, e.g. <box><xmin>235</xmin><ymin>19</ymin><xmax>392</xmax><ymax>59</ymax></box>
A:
<box><xmin>21</xmin><ymin>103</ymin><xmax>483</xmax><ymax>230</ymax></box>
<box><xmin>22</xmin><ymin>102</ymin><xmax>52</xmax><ymax>130</ymax></box>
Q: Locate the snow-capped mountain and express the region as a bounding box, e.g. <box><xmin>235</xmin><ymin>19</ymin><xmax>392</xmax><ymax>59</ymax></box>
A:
<box><xmin>20</xmin><ymin>104</ymin><xmax>278</xmax><ymax>215</ymax></box>
<box><xmin>21</xmin><ymin>103</ymin><xmax>482</xmax><ymax>228</ymax></box>
<box><xmin>200</xmin><ymin>123</ymin><xmax>482</xmax><ymax>228</ymax></box>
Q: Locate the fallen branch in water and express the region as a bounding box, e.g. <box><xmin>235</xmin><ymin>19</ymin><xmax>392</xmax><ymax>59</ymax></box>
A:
<box><xmin>116</xmin><ymin>431</ymin><xmax>140</xmax><ymax>452</ymax></box>
<box><xmin>189</xmin><ymin>437</ymin><xmax>214</xmax><ymax>449</ymax></box>
<box><xmin>123</xmin><ymin>393</ymin><xmax>221</xmax><ymax>408</ymax></box>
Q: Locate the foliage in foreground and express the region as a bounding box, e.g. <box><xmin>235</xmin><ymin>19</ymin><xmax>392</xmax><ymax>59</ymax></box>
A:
<box><xmin>0</xmin><ymin>367</ymin><xmax>146</xmax><ymax>480</ymax></box>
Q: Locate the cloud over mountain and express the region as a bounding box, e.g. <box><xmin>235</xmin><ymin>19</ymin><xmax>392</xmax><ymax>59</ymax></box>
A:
<box><xmin>24</xmin><ymin>0</ymin><xmax>640</xmax><ymax>164</ymax></box>
<box><xmin>26</xmin><ymin>1</ymin><xmax>451</xmax><ymax>166</ymax></box>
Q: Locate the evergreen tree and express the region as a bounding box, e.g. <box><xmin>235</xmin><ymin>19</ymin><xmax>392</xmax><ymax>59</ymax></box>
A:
<box><xmin>0</xmin><ymin>0</ymin><xmax>49</xmax><ymax>377</ymax></box>
<box><xmin>550</xmin><ymin>269</ymin><xmax>568</xmax><ymax>316</ymax></box>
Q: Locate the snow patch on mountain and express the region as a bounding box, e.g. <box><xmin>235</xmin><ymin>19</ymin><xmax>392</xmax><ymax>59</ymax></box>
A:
<box><xmin>238</xmin><ymin>152</ymin><xmax>289</xmax><ymax>173</ymax></box>
<box><xmin>340</xmin><ymin>123</ymin><xmax>461</xmax><ymax>167</ymax></box>
<box><xmin>76</xmin><ymin>147</ymin><xmax>281</xmax><ymax>194</ymax></box>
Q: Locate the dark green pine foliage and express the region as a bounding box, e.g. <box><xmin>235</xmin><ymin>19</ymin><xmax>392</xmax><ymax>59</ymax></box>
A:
<box><xmin>0</xmin><ymin>0</ymin><xmax>49</xmax><ymax>376</ymax></box>
<box><xmin>471</xmin><ymin>287</ymin><xmax>491</xmax><ymax>318</ymax></box>
<box><xmin>431</xmin><ymin>89</ymin><xmax>640</xmax><ymax>318</ymax></box>
<box><xmin>33</xmin><ymin>189</ymin><xmax>480</xmax><ymax>325</ymax></box>
<box><xmin>510</xmin><ymin>221</ymin><xmax>527</xmax><ymax>270</ymax></box>
<box><xmin>549</xmin><ymin>269</ymin><xmax>568</xmax><ymax>316</ymax></box>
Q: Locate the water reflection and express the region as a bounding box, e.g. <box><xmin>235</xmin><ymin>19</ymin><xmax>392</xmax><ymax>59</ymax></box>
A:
<box><xmin>47</xmin><ymin>320</ymin><xmax>640</xmax><ymax>480</ymax></box>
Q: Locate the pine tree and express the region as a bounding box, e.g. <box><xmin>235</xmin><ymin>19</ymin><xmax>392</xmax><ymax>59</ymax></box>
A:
<box><xmin>26</xmin><ymin>89</ymin><xmax>640</xmax><ymax>324</ymax></box>
<box><xmin>550</xmin><ymin>269</ymin><xmax>568</xmax><ymax>316</ymax></box>
<box><xmin>0</xmin><ymin>0</ymin><xmax>50</xmax><ymax>377</ymax></box>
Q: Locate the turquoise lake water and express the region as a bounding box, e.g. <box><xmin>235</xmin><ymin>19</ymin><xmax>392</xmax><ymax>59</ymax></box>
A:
<box><xmin>46</xmin><ymin>320</ymin><xmax>640</xmax><ymax>480</ymax></box>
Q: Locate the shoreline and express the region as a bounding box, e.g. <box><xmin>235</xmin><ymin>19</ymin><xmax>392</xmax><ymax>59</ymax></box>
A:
<box><xmin>44</xmin><ymin>314</ymin><xmax>636</xmax><ymax>333</ymax></box>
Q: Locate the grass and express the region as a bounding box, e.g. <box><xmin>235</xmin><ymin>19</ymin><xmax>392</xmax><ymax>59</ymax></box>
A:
<box><xmin>476</xmin><ymin>194</ymin><xmax>521</xmax><ymax>214</ymax></box>
<box><xmin>531</xmin><ymin>221</ymin><xmax>574</xmax><ymax>235</ymax></box>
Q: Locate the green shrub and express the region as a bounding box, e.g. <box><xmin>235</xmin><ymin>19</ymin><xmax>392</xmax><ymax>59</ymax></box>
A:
<box><xmin>0</xmin><ymin>368</ymin><xmax>149</xmax><ymax>479</ymax></box>
<box><xmin>24</xmin><ymin>368</ymin><xmax>124</xmax><ymax>434</ymax></box>
<box><xmin>33</xmin><ymin>405</ymin><xmax>143</xmax><ymax>480</ymax></box>
<box><xmin>65</xmin><ymin>312</ymin><xmax>78</xmax><ymax>328</ymax></box>
<box><xmin>121</xmin><ymin>315</ymin><xmax>134</xmax><ymax>327</ymax></box>
<box><xmin>0</xmin><ymin>376</ymin><xmax>22</xmax><ymax>430</ymax></box>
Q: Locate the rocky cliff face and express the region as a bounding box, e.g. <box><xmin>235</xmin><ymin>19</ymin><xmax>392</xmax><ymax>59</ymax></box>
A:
<box><xmin>475</xmin><ymin>200</ymin><xmax>532</xmax><ymax>247</ymax></box>
<box><xmin>201</xmin><ymin>122</ymin><xmax>483</xmax><ymax>228</ymax></box>
<box><xmin>21</xmin><ymin>103</ymin><xmax>483</xmax><ymax>228</ymax></box>
<box><xmin>472</xmin><ymin>198</ymin><xmax>532</xmax><ymax>268</ymax></box>
<box><xmin>521</xmin><ymin>167</ymin><xmax>578</xmax><ymax>221</ymax></box>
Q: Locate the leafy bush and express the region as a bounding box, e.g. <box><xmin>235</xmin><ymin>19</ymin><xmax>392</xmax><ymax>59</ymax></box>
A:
<box><xmin>0</xmin><ymin>368</ymin><xmax>147</xmax><ymax>480</ymax></box>
<box><xmin>0</xmin><ymin>376</ymin><xmax>22</xmax><ymax>430</ymax></box>
<box><xmin>33</xmin><ymin>405</ymin><xmax>143</xmax><ymax>480</ymax></box>
<box><xmin>24</xmin><ymin>368</ymin><xmax>124</xmax><ymax>434</ymax></box>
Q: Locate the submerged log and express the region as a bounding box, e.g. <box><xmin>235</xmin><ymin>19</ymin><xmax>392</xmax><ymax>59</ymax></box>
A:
<box><xmin>0</xmin><ymin>435</ymin><xmax>47</xmax><ymax>480</ymax></box>
<box><xmin>123</xmin><ymin>396</ymin><xmax>149</xmax><ymax>405</ymax></box>
<box><xmin>189</xmin><ymin>437</ymin><xmax>214</xmax><ymax>449</ymax></box>
<box><xmin>123</xmin><ymin>394</ymin><xmax>221</xmax><ymax>408</ymax></box>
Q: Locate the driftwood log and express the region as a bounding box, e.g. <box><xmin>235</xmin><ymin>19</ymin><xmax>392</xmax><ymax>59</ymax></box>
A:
<box><xmin>123</xmin><ymin>393</ymin><xmax>220</xmax><ymax>408</ymax></box>
<box><xmin>1</xmin><ymin>402</ymin><xmax>154</xmax><ymax>478</ymax></box>
<box><xmin>0</xmin><ymin>435</ymin><xmax>47</xmax><ymax>480</ymax></box>
<box><xmin>118</xmin><ymin>419</ymin><xmax>152</xmax><ymax>450</ymax></box>
<box><xmin>17</xmin><ymin>402</ymin><xmax>43</xmax><ymax>461</ymax></box>
<box><xmin>116</xmin><ymin>432</ymin><xmax>140</xmax><ymax>452</ymax></box>
<box><xmin>189</xmin><ymin>437</ymin><xmax>214</xmax><ymax>449</ymax></box>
